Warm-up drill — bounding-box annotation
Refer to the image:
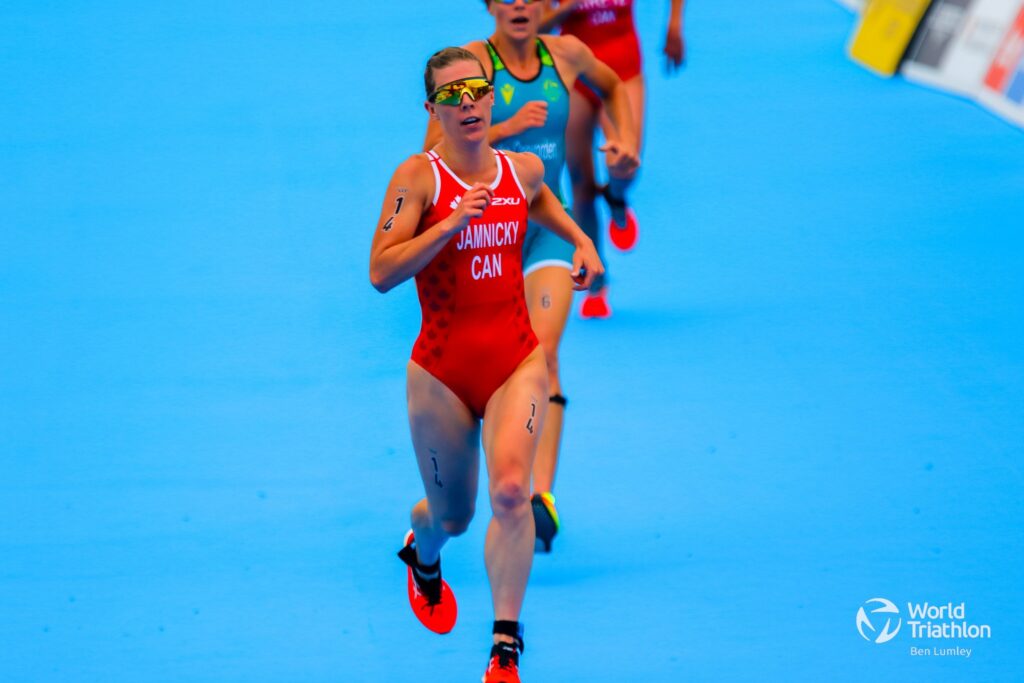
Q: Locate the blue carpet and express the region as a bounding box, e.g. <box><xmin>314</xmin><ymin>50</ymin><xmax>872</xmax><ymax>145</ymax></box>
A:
<box><xmin>1</xmin><ymin>1</ymin><xmax>1021</xmax><ymax>681</ymax></box>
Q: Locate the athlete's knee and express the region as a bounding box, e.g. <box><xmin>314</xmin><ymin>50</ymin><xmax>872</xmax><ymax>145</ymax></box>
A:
<box><xmin>440</xmin><ymin>509</ymin><xmax>474</xmax><ymax>537</ymax></box>
<box><xmin>490</xmin><ymin>474</ymin><xmax>530</xmax><ymax>519</ymax></box>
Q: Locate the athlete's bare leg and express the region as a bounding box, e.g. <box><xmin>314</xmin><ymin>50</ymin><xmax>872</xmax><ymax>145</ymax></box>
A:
<box><xmin>566</xmin><ymin>88</ymin><xmax>603</xmax><ymax>291</ymax></box>
<box><xmin>601</xmin><ymin>74</ymin><xmax>646</xmax><ymax>226</ymax></box>
<box><xmin>406</xmin><ymin>360</ymin><xmax>482</xmax><ymax>566</ymax></box>
<box><xmin>480</xmin><ymin>346</ymin><xmax>548</xmax><ymax>632</ymax></box>
<box><xmin>524</xmin><ymin>265</ymin><xmax>574</xmax><ymax>493</ymax></box>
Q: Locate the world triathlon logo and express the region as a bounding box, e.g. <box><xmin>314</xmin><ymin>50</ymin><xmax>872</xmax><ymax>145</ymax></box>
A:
<box><xmin>856</xmin><ymin>598</ymin><xmax>902</xmax><ymax>644</ymax></box>
<box><xmin>855</xmin><ymin>597</ymin><xmax>992</xmax><ymax>652</ymax></box>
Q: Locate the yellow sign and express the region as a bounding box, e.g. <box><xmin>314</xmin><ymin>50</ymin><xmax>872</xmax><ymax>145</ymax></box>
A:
<box><xmin>501</xmin><ymin>83</ymin><xmax>515</xmax><ymax>105</ymax></box>
<box><xmin>849</xmin><ymin>0</ymin><xmax>933</xmax><ymax>76</ymax></box>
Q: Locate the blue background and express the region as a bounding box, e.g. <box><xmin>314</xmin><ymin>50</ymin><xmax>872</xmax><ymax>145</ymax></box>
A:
<box><xmin>1</xmin><ymin>1</ymin><xmax>1022</xmax><ymax>681</ymax></box>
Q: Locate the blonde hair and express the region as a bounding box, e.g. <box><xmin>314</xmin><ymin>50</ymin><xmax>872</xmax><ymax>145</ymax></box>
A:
<box><xmin>424</xmin><ymin>47</ymin><xmax>486</xmax><ymax>98</ymax></box>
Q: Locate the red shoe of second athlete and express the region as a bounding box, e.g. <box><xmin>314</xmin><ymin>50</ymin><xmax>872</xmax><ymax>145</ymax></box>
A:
<box><xmin>397</xmin><ymin>530</ymin><xmax>457</xmax><ymax>634</ymax></box>
<box><xmin>579</xmin><ymin>288</ymin><xmax>612</xmax><ymax>320</ymax></box>
<box><xmin>482</xmin><ymin>642</ymin><xmax>521</xmax><ymax>683</ymax></box>
<box><xmin>608</xmin><ymin>207</ymin><xmax>639</xmax><ymax>252</ymax></box>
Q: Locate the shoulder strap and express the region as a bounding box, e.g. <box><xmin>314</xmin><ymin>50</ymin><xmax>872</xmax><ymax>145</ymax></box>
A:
<box><xmin>485</xmin><ymin>41</ymin><xmax>506</xmax><ymax>72</ymax></box>
<box><xmin>496</xmin><ymin>150</ymin><xmax>527</xmax><ymax>198</ymax></box>
<box><xmin>423</xmin><ymin>151</ymin><xmax>442</xmax><ymax>206</ymax></box>
<box><xmin>536</xmin><ymin>39</ymin><xmax>555</xmax><ymax>68</ymax></box>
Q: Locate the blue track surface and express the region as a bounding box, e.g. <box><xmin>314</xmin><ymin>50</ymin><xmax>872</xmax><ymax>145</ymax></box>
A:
<box><xmin>2</xmin><ymin>1</ymin><xmax>1022</xmax><ymax>681</ymax></box>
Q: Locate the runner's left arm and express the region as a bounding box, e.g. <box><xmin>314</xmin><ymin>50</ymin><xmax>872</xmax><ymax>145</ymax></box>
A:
<box><xmin>562</xmin><ymin>36</ymin><xmax>640</xmax><ymax>177</ymax></box>
<box><xmin>513</xmin><ymin>152</ymin><xmax>602</xmax><ymax>291</ymax></box>
<box><xmin>664</xmin><ymin>0</ymin><xmax>686</xmax><ymax>71</ymax></box>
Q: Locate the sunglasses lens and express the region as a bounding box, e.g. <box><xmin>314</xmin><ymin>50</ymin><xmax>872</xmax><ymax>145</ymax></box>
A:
<box><xmin>468</xmin><ymin>83</ymin><xmax>493</xmax><ymax>99</ymax></box>
<box><xmin>432</xmin><ymin>79</ymin><xmax>492</xmax><ymax>105</ymax></box>
<box><xmin>433</xmin><ymin>87</ymin><xmax>460</xmax><ymax>105</ymax></box>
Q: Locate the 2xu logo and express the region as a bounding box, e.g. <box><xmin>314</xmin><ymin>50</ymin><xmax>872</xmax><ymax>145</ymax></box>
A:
<box><xmin>491</xmin><ymin>196</ymin><xmax>521</xmax><ymax>206</ymax></box>
<box><xmin>451</xmin><ymin>195</ymin><xmax>521</xmax><ymax>210</ymax></box>
<box><xmin>857</xmin><ymin>598</ymin><xmax>902</xmax><ymax>644</ymax></box>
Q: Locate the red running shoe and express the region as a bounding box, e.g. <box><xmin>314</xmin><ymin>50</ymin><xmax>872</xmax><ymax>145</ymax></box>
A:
<box><xmin>608</xmin><ymin>207</ymin><xmax>639</xmax><ymax>252</ymax></box>
<box><xmin>601</xmin><ymin>184</ymin><xmax>638</xmax><ymax>252</ymax></box>
<box><xmin>397</xmin><ymin>530</ymin><xmax>457</xmax><ymax>634</ymax></box>
<box><xmin>482</xmin><ymin>641</ymin><xmax>521</xmax><ymax>683</ymax></box>
<box><xmin>579</xmin><ymin>288</ymin><xmax>612</xmax><ymax>319</ymax></box>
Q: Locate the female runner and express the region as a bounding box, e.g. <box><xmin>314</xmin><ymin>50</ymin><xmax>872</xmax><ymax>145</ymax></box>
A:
<box><xmin>371</xmin><ymin>46</ymin><xmax>602</xmax><ymax>683</ymax></box>
<box><xmin>425</xmin><ymin>0</ymin><xmax>639</xmax><ymax>553</ymax></box>
<box><xmin>543</xmin><ymin>0</ymin><xmax>686</xmax><ymax>317</ymax></box>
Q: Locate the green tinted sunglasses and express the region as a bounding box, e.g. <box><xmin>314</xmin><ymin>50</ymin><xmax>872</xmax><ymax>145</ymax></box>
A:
<box><xmin>429</xmin><ymin>77</ymin><xmax>494</xmax><ymax>106</ymax></box>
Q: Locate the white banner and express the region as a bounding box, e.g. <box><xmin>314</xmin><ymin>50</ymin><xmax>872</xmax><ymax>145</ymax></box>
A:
<box><xmin>977</xmin><ymin>5</ymin><xmax>1024</xmax><ymax>125</ymax></box>
<box><xmin>902</xmin><ymin>0</ymin><xmax>1022</xmax><ymax>97</ymax></box>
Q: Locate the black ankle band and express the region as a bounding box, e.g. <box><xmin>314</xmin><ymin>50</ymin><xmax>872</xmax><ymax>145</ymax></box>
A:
<box><xmin>549</xmin><ymin>394</ymin><xmax>567</xmax><ymax>407</ymax></box>
<box><xmin>493</xmin><ymin>620</ymin><xmax>524</xmax><ymax>652</ymax></box>
<box><xmin>600</xmin><ymin>184</ymin><xmax>627</xmax><ymax>208</ymax></box>
<box><xmin>397</xmin><ymin>544</ymin><xmax>439</xmax><ymax>575</ymax></box>
<box><xmin>413</xmin><ymin>558</ymin><xmax>440</xmax><ymax>576</ymax></box>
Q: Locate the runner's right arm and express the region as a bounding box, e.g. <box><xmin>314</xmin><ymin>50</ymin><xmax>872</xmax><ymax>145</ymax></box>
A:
<box><xmin>369</xmin><ymin>156</ymin><xmax>492</xmax><ymax>292</ymax></box>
